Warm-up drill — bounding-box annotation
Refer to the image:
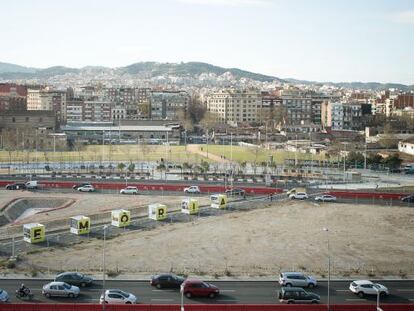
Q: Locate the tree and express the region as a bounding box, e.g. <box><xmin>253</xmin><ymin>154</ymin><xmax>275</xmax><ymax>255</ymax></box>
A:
<box><xmin>367</xmin><ymin>154</ymin><xmax>383</xmax><ymax>168</ymax></box>
<box><xmin>127</xmin><ymin>162</ymin><xmax>135</xmax><ymax>173</ymax></box>
<box><xmin>199</xmin><ymin>111</ymin><xmax>217</xmax><ymax>131</ymax></box>
<box><xmin>379</xmin><ymin>123</ymin><xmax>397</xmax><ymax>150</ymax></box>
<box><xmin>117</xmin><ymin>162</ymin><xmax>126</xmax><ymax>172</ymax></box>
<box><xmin>346</xmin><ymin>151</ymin><xmax>365</xmax><ymax>167</ymax></box>
<box><xmin>382</xmin><ymin>153</ymin><xmax>403</xmax><ymax>169</ymax></box>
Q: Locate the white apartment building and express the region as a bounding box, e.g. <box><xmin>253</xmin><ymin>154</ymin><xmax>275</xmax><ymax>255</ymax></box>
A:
<box><xmin>111</xmin><ymin>107</ymin><xmax>127</xmax><ymax>120</ymax></box>
<box><xmin>398</xmin><ymin>139</ymin><xmax>414</xmax><ymax>156</ymax></box>
<box><xmin>206</xmin><ymin>89</ymin><xmax>262</xmax><ymax>124</ymax></box>
<box><xmin>66</xmin><ymin>100</ymin><xmax>84</xmax><ymax>123</ymax></box>
<box><xmin>321</xmin><ymin>102</ymin><xmax>362</xmax><ymax>130</ymax></box>
<box><xmin>27</xmin><ymin>89</ymin><xmax>52</xmax><ymax>110</ymax></box>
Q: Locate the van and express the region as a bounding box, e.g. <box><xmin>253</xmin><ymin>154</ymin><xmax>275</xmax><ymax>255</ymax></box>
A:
<box><xmin>286</xmin><ymin>187</ymin><xmax>306</xmax><ymax>196</ymax></box>
<box><xmin>278</xmin><ymin>287</ymin><xmax>320</xmax><ymax>304</ymax></box>
<box><xmin>25</xmin><ymin>180</ymin><xmax>38</xmax><ymax>190</ymax></box>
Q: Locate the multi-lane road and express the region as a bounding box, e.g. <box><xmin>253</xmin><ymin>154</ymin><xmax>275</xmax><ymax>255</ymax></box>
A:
<box><xmin>1</xmin><ymin>279</ymin><xmax>414</xmax><ymax>304</ymax></box>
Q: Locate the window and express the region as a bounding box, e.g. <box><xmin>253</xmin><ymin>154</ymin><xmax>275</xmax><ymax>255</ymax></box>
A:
<box><xmin>25</xmin><ymin>117</ymin><xmax>29</xmax><ymax>122</ymax></box>
<box><xmin>12</xmin><ymin>117</ymin><xmax>15</xmax><ymax>122</ymax></box>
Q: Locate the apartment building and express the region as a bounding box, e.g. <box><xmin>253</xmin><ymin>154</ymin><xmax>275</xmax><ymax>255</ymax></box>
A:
<box><xmin>0</xmin><ymin>84</ymin><xmax>27</xmax><ymax>112</ymax></box>
<box><xmin>83</xmin><ymin>101</ymin><xmax>112</xmax><ymax>122</ymax></box>
<box><xmin>281</xmin><ymin>95</ymin><xmax>312</xmax><ymax>125</ymax></box>
<box><xmin>150</xmin><ymin>91</ymin><xmax>190</xmax><ymax>119</ymax></box>
<box><xmin>27</xmin><ymin>89</ymin><xmax>67</xmax><ymax>124</ymax></box>
<box><xmin>66</xmin><ymin>99</ymin><xmax>84</xmax><ymax>123</ymax></box>
<box><xmin>206</xmin><ymin>89</ymin><xmax>262</xmax><ymax>124</ymax></box>
<box><xmin>321</xmin><ymin>102</ymin><xmax>362</xmax><ymax>130</ymax></box>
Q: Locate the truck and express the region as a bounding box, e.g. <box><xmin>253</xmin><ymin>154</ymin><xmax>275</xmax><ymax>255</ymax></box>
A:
<box><xmin>286</xmin><ymin>187</ymin><xmax>306</xmax><ymax>196</ymax></box>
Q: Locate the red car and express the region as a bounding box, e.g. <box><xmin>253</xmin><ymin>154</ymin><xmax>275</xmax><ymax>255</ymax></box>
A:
<box><xmin>181</xmin><ymin>279</ymin><xmax>219</xmax><ymax>298</ymax></box>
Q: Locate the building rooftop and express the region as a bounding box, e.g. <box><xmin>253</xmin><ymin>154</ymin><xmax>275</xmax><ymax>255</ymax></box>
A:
<box><xmin>62</xmin><ymin>125</ymin><xmax>174</xmax><ymax>132</ymax></box>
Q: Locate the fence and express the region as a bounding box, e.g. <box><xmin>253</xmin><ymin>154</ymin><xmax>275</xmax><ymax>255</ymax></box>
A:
<box><xmin>0</xmin><ymin>304</ymin><xmax>413</xmax><ymax>311</ymax></box>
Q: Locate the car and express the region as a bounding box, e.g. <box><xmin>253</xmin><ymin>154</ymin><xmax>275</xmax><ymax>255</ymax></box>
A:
<box><xmin>314</xmin><ymin>194</ymin><xmax>337</xmax><ymax>202</ymax></box>
<box><xmin>225</xmin><ymin>188</ymin><xmax>246</xmax><ymax>196</ymax></box>
<box><xmin>77</xmin><ymin>185</ymin><xmax>95</xmax><ymax>192</ymax></box>
<box><xmin>72</xmin><ymin>183</ymin><xmax>92</xmax><ymax>190</ymax></box>
<box><xmin>279</xmin><ymin>272</ymin><xmax>317</xmax><ymax>288</ymax></box>
<box><xmin>289</xmin><ymin>192</ymin><xmax>308</xmax><ymax>200</ymax></box>
<box><xmin>278</xmin><ymin>287</ymin><xmax>320</xmax><ymax>304</ymax></box>
<box><xmin>150</xmin><ymin>273</ymin><xmax>185</xmax><ymax>289</ymax></box>
<box><xmin>184</xmin><ymin>186</ymin><xmax>201</xmax><ymax>194</ymax></box>
<box><xmin>349</xmin><ymin>280</ymin><xmax>389</xmax><ymax>298</ymax></box>
<box><xmin>0</xmin><ymin>288</ymin><xmax>9</xmax><ymax>302</ymax></box>
<box><xmin>100</xmin><ymin>289</ymin><xmax>138</xmax><ymax>304</ymax></box>
<box><xmin>401</xmin><ymin>195</ymin><xmax>414</xmax><ymax>203</ymax></box>
<box><xmin>5</xmin><ymin>183</ymin><xmax>26</xmax><ymax>190</ymax></box>
<box><xmin>120</xmin><ymin>186</ymin><xmax>138</xmax><ymax>195</ymax></box>
<box><xmin>55</xmin><ymin>272</ymin><xmax>93</xmax><ymax>287</ymax></box>
<box><xmin>42</xmin><ymin>281</ymin><xmax>80</xmax><ymax>298</ymax></box>
<box><xmin>180</xmin><ymin>279</ymin><xmax>219</xmax><ymax>298</ymax></box>
<box><xmin>25</xmin><ymin>180</ymin><xmax>38</xmax><ymax>189</ymax></box>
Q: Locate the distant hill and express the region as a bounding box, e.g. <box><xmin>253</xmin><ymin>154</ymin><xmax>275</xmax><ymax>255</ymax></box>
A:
<box><xmin>0</xmin><ymin>62</ymin><xmax>37</xmax><ymax>74</ymax></box>
<box><xmin>0</xmin><ymin>61</ymin><xmax>279</xmax><ymax>82</ymax></box>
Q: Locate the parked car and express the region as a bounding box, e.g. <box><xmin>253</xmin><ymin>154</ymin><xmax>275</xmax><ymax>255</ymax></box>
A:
<box><xmin>279</xmin><ymin>272</ymin><xmax>317</xmax><ymax>288</ymax></box>
<box><xmin>25</xmin><ymin>180</ymin><xmax>38</xmax><ymax>190</ymax></box>
<box><xmin>120</xmin><ymin>186</ymin><xmax>138</xmax><ymax>195</ymax></box>
<box><xmin>55</xmin><ymin>272</ymin><xmax>93</xmax><ymax>287</ymax></box>
<box><xmin>401</xmin><ymin>195</ymin><xmax>414</xmax><ymax>203</ymax></box>
<box><xmin>0</xmin><ymin>288</ymin><xmax>9</xmax><ymax>302</ymax></box>
<box><xmin>314</xmin><ymin>194</ymin><xmax>337</xmax><ymax>202</ymax></box>
<box><xmin>349</xmin><ymin>280</ymin><xmax>389</xmax><ymax>297</ymax></box>
<box><xmin>72</xmin><ymin>183</ymin><xmax>92</xmax><ymax>190</ymax></box>
<box><xmin>225</xmin><ymin>188</ymin><xmax>246</xmax><ymax>196</ymax></box>
<box><xmin>150</xmin><ymin>273</ymin><xmax>185</xmax><ymax>289</ymax></box>
<box><xmin>77</xmin><ymin>185</ymin><xmax>95</xmax><ymax>192</ymax></box>
<box><xmin>5</xmin><ymin>183</ymin><xmax>26</xmax><ymax>190</ymax></box>
<box><xmin>100</xmin><ymin>289</ymin><xmax>138</xmax><ymax>304</ymax></box>
<box><xmin>289</xmin><ymin>192</ymin><xmax>308</xmax><ymax>200</ymax></box>
<box><xmin>180</xmin><ymin>279</ymin><xmax>219</xmax><ymax>298</ymax></box>
<box><xmin>42</xmin><ymin>282</ymin><xmax>80</xmax><ymax>298</ymax></box>
<box><xmin>184</xmin><ymin>186</ymin><xmax>201</xmax><ymax>194</ymax></box>
<box><xmin>278</xmin><ymin>287</ymin><xmax>320</xmax><ymax>304</ymax></box>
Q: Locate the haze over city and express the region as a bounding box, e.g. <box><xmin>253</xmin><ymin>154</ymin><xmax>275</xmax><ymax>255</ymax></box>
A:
<box><xmin>1</xmin><ymin>0</ymin><xmax>414</xmax><ymax>83</ymax></box>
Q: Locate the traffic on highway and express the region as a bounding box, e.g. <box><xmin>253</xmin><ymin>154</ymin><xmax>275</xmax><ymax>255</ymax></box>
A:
<box><xmin>1</xmin><ymin>276</ymin><xmax>414</xmax><ymax>304</ymax></box>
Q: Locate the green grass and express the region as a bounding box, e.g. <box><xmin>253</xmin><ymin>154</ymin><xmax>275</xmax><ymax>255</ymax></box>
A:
<box><xmin>204</xmin><ymin>145</ymin><xmax>326</xmax><ymax>164</ymax></box>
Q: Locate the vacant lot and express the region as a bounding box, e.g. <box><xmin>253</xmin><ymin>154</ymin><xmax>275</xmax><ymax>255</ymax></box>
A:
<box><xmin>18</xmin><ymin>200</ymin><xmax>414</xmax><ymax>279</ymax></box>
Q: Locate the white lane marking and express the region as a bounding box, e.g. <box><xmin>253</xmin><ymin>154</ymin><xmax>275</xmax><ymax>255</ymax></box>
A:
<box><xmin>336</xmin><ymin>289</ymin><xmax>349</xmax><ymax>292</ymax></box>
<box><xmin>346</xmin><ymin>298</ymin><xmax>367</xmax><ymax>301</ymax></box>
<box><xmin>397</xmin><ymin>289</ymin><xmax>414</xmax><ymax>292</ymax></box>
<box><xmin>151</xmin><ymin>298</ymin><xmax>175</xmax><ymax>302</ymax></box>
<box><xmin>152</xmin><ymin>289</ymin><xmax>176</xmax><ymax>292</ymax></box>
<box><xmin>220</xmin><ymin>289</ymin><xmax>236</xmax><ymax>292</ymax></box>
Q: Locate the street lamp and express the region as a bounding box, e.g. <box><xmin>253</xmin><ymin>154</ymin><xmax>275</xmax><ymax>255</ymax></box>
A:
<box><xmin>374</xmin><ymin>286</ymin><xmax>383</xmax><ymax>311</ymax></box>
<box><xmin>102</xmin><ymin>225</ymin><xmax>108</xmax><ymax>311</ymax></box>
<box><xmin>323</xmin><ymin>227</ymin><xmax>330</xmax><ymax>311</ymax></box>
<box><xmin>180</xmin><ymin>283</ymin><xmax>185</xmax><ymax>311</ymax></box>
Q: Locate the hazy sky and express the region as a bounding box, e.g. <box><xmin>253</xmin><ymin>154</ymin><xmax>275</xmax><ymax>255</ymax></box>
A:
<box><xmin>1</xmin><ymin>0</ymin><xmax>413</xmax><ymax>84</ymax></box>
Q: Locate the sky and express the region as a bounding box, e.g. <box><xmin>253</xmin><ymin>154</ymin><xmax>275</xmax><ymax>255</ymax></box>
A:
<box><xmin>1</xmin><ymin>0</ymin><xmax>413</xmax><ymax>84</ymax></box>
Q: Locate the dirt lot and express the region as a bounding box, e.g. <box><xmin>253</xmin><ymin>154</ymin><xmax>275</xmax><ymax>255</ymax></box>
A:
<box><xmin>17</xmin><ymin>200</ymin><xmax>414</xmax><ymax>279</ymax></box>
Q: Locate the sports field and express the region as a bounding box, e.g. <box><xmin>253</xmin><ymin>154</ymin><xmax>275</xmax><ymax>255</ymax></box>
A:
<box><xmin>0</xmin><ymin>144</ymin><xmax>328</xmax><ymax>164</ymax></box>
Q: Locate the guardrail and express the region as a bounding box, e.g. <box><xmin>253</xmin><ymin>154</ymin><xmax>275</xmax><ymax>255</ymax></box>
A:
<box><xmin>0</xmin><ymin>304</ymin><xmax>412</xmax><ymax>311</ymax></box>
<box><xmin>327</xmin><ymin>191</ymin><xmax>409</xmax><ymax>200</ymax></box>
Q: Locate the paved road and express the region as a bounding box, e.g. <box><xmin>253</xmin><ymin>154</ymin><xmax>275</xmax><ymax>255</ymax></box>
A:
<box><xmin>0</xmin><ymin>279</ymin><xmax>413</xmax><ymax>304</ymax></box>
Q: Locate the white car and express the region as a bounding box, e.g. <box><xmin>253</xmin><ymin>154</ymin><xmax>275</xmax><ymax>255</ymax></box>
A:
<box><xmin>289</xmin><ymin>192</ymin><xmax>308</xmax><ymax>200</ymax></box>
<box><xmin>42</xmin><ymin>281</ymin><xmax>80</xmax><ymax>298</ymax></box>
<box><xmin>349</xmin><ymin>280</ymin><xmax>389</xmax><ymax>298</ymax></box>
<box><xmin>184</xmin><ymin>186</ymin><xmax>200</xmax><ymax>194</ymax></box>
<box><xmin>0</xmin><ymin>288</ymin><xmax>9</xmax><ymax>302</ymax></box>
<box><xmin>120</xmin><ymin>186</ymin><xmax>138</xmax><ymax>195</ymax></box>
<box><xmin>77</xmin><ymin>185</ymin><xmax>95</xmax><ymax>192</ymax></box>
<box><xmin>100</xmin><ymin>289</ymin><xmax>138</xmax><ymax>304</ymax></box>
<box><xmin>314</xmin><ymin>194</ymin><xmax>337</xmax><ymax>202</ymax></box>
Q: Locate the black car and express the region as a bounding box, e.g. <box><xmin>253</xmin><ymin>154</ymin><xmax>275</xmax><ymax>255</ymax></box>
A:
<box><xmin>278</xmin><ymin>287</ymin><xmax>320</xmax><ymax>304</ymax></box>
<box><xmin>225</xmin><ymin>188</ymin><xmax>246</xmax><ymax>196</ymax></box>
<box><xmin>401</xmin><ymin>195</ymin><xmax>414</xmax><ymax>203</ymax></box>
<box><xmin>150</xmin><ymin>274</ymin><xmax>185</xmax><ymax>289</ymax></box>
<box><xmin>5</xmin><ymin>183</ymin><xmax>26</xmax><ymax>190</ymax></box>
<box><xmin>72</xmin><ymin>183</ymin><xmax>91</xmax><ymax>190</ymax></box>
<box><xmin>55</xmin><ymin>272</ymin><xmax>93</xmax><ymax>287</ymax></box>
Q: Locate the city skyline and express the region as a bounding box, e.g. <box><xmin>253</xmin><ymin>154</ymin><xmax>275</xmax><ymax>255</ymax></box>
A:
<box><xmin>1</xmin><ymin>0</ymin><xmax>413</xmax><ymax>84</ymax></box>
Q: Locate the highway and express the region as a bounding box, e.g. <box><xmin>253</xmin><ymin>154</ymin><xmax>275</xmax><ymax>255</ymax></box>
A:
<box><xmin>0</xmin><ymin>279</ymin><xmax>413</xmax><ymax>304</ymax></box>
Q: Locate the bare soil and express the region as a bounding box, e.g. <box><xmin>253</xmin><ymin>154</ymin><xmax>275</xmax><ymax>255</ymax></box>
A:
<box><xmin>18</xmin><ymin>200</ymin><xmax>414</xmax><ymax>279</ymax></box>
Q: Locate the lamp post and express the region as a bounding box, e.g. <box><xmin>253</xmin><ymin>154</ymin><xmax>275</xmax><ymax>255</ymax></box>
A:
<box><xmin>180</xmin><ymin>283</ymin><xmax>185</xmax><ymax>311</ymax></box>
<box><xmin>102</xmin><ymin>225</ymin><xmax>108</xmax><ymax>311</ymax></box>
<box><xmin>323</xmin><ymin>227</ymin><xmax>330</xmax><ymax>311</ymax></box>
<box><xmin>374</xmin><ymin>286</ymin><xmax>383</xmax><ymax>311</ymax></box>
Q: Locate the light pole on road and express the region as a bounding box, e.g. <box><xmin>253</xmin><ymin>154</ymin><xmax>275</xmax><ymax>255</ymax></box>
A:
<box><xmin>323</xmin><ymin>227</ymin><xmax>330</xmax><ymax>311</ymax></box>
<box><xmin>102</xmin><ymin>225</ymin><xmax>108</xmax><ymax>311</ymax></box>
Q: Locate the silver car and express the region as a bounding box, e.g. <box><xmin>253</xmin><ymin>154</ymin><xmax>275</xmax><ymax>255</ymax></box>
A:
<box><xmin>42</xmin><ymin>281</ymin><xmax>80</xmax><ymax>298</ymax></box>
<box><xmin>279</xmin><ymin>272</ymin><xmax>317</xmax><ymax>288</ymax></box>
<box><xmin>100</xmin><ymin>289</ymin><xmax>138</xmax><ymax>304</ymax></box>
